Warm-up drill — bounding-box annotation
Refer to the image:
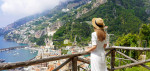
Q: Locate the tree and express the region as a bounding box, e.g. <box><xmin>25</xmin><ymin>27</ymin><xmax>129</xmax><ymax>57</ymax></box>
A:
<box><xmin>139</xmin><ymin>24</ymin><xmax>150</xmax><ymax>47</ymax></box>
<box><xmin>115</xmin><ymin>33</ymin><xmax>139</xmax><ymax>47</ymax></box>
<box><xmin>115</xmin><ymin>33</ymin><xmax>140</xmax><ymax>59</ymax></box>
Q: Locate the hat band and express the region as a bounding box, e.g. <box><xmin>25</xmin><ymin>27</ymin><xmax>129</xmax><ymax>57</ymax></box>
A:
<box><xmin>95</xmin><ymin>20</ymin><xmax>104</xmax><ymax>28</ymax></box>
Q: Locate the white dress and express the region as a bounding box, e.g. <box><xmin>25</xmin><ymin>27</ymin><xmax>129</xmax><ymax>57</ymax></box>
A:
<box><xmin>91</xmin><ymin>32</ymin><xmax>107</xmax><ymax>71</ymax></box>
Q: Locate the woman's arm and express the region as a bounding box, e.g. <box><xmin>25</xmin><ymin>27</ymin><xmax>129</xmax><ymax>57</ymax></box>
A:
<box><xmin>86</xmin><ymin>45</ymin><xmax>97</xmax><ymax>52</ymax></box>
<box><xmin>87</xmin><ymin>44</ymin><xmax>107</xmax><ymax>52</ymax></box>
<box><xmin>87</xmin><ymin>32</ymin><xmax>97</xmax><ymax>53</ymax></box>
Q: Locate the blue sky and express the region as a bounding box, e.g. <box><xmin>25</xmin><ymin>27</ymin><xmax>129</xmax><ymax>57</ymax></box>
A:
<box><xmin>0</xmin><ymin>0</ymin><xmax>66</xmax><ymax>28</ymax></box>
<box><xmin>0</xmin><ymin>0</ymin><xmax>6</xmax><ymax>28</ymax></box>
<box><xmin>0</xmin><ymin>0</ymin><xmax>20</xmax><ymax>28</ymax></box>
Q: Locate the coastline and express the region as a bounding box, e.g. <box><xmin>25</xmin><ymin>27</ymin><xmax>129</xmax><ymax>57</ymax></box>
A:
<box><xmin>2</xmin><ymin>35</ymin><xmax>29</xmax><ymax>46</ymax></box>
<box><xmin>0</xmin><ymin>36</ymin><xmax>38</xmax><ymax>63</ymax></box>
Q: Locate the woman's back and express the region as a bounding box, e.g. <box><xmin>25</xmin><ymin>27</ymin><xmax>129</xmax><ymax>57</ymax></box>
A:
<box><xmin>91</xmin><ymin>32</ymin><xmax>106</xmax><ymax>56</ymax></box>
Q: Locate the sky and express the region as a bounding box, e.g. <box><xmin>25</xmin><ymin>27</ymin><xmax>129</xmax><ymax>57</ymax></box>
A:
<box><xmin>0</xmin><ymin>0</ymin><xmax>67</xmax><ymax>28</ymax></box>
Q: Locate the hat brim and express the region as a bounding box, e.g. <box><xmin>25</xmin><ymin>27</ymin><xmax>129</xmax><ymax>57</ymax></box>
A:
<box><xmin>92</xmin><ymin>18</ymin><xmax>105</xmax><ymax>29</ymax></box>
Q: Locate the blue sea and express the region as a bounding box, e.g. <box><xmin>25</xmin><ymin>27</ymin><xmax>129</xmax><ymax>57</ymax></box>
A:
<box><xmin>0</xmin><ymin>36</ymin><xmax>38</xmax><ymax>63</ymax></box>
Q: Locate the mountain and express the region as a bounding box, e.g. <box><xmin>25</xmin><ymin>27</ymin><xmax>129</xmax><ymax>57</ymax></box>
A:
<box><xmin>4</xmin><ymin>0</ymin><xmax>92</xmax><ymax>45</ymax></box>
<box><xmin>78</xmin><ymin>0</ymin><xmax>150</xmax><ymax>34</ymax></box>
<box><xmin>52</xmin><ymin>0</ymin><xmax>150</xmax><ymax>47</ymax></box>
<box><xmin>0</xmin><ymin>15</ymin><xmax>41</xmax><ymax>35</ymax></box>
<box><xmin>0</xmin><ymin>0</ymin><xmax>92</xmax><ymax>36</ymax></box>
<box><xmin>0</xmin><ymin>10</ymin><xmax>52</xmax><ymax>35</ymax></box>
<box><xmin>4</xmin><ymin>0</ymin><xmax>150</xmax><ymax>47</ymax></box>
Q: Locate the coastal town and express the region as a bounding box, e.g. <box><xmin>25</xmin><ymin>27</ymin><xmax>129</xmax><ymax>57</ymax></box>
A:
<box><xmin>0</xmin><ymin>0</ymin><xmax>150</xmax><ymax>71</ymax></box>
<box><xmin>1</xmin><ymin>15</ymin><xmax>94</xmax><ymax>71</ymax></box>
<box><xmin>0</xmin><ymin>38</ymin><xmax>93</xmax><ymax>71</ymax></box>
<box><xmin>1</xmin><ymin>18</ymin><xmax>110</xmax><ymax>71</ymax></box>
<box><xmin>0</xmin><ymin>24</ymin><xmax>110</xmax><ymax>71</ymax></box>
<box><xmin>18</xmin><ymin>25</ymin><xmax>109</xmax><ymax>71</ymax></box>
<box><xmin>23</xmin><ymin>45</ymin><xmax>91</xmax><ymax>71</ymax></box>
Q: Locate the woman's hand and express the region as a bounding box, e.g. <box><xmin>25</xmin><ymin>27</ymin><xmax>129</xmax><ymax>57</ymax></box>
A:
<box><xmin>85</xmin><ymin>47</ymin><xmax>91</xmax><ymax>53</ymax></box>
<box><xmin>86</xmin><ymin>49</ymin><xmax>91</xmax><ymax>53</ymax></box>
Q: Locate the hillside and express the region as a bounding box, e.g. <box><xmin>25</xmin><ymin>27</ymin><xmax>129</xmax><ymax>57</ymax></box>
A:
<box><xmin>0</xmin><ymin>12</ymin><xmax>49</xmax><ymax>35</ymax></box>
<box><xmin>4</xmin><ymin>0</ymin><xmax>92</xmax><ymax>46</ymax></box>
<box><xmin>78</xmin><ymin>0</ymin><xmax>150</xmax><ymax>34</ymax></box>
<box><xmin>0</xmin><ymin>0</ymin><xmax>92</xmax><ymax>35</ymax></box>
<box><xmin>2</xmin><ymin>0</ymin><xmax>150</xmax><ymax>71</ymax></box>
<box><xmin>4</xmin><ymin>0</ymin><xmax>150</xmax><ymax>47</ymax></box>
<box><xmin>53</xmin><ymin>0</ymin><xmax>150</xmax><ymax>47</ymax></box>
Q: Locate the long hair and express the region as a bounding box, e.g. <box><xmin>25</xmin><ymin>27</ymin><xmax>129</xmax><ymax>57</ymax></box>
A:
<box><xmin>94</xmin><ymin>28</ymin><xmax>106</xmax><ymax>41</ymax></box>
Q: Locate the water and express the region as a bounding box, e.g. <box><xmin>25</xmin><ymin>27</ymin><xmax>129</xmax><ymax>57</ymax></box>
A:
<box><xmin>0</xmin><ymin>36</ymin><xmax>38</xmax><ymax>62</ymax></box>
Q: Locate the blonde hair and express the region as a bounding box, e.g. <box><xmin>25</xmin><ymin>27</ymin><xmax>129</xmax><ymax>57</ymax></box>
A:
<box><xmin>94</xmin><ymin>28</ymin><xmax>106</xmax><ymax>41</ymax></box>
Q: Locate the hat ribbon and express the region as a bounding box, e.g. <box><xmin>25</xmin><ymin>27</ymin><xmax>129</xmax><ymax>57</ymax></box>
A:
<box><xmin>95</xmin><ymin>20</ymin><xmax>104</xmax><ymax>27</ymax></box>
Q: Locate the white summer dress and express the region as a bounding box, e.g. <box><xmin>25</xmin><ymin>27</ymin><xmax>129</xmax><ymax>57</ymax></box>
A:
<box><xmin>91</xmin><ymin>32</ymin><xmax>107</xmax><ymax>71</ymax></box>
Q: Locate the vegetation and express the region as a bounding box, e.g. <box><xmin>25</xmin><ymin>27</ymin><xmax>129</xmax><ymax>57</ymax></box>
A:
<box><xmin>52</xmin><ymin>0</ymin><xmax>150</xmax><ymax>70</ymax></box>
<box><xmin>115</xmin><ymin>24</ymin><xmax>150</xmax><ymax>47</ymax></box>
<box><xmin>78</xmin><ymin>0</ymin><xmax>148</xmax><ymax>35</ymax></box>
<box><xmin>61</xmin><ymin>49</ymin><xmax>68</xmax><ymax>55</ymax></box>
<box><xmin>29</xmin><ymin>35</ymin><xmax>49</xmax><ymax>46</ymax></box>
<box><xmin>115</xmin><ymin>64</ymin><xmax>150</xmax><ymax>71</ymax></box>
<box><xmin>115</xmin><ymin>33</ymin><xmax>139</xmax><ymax>47</ymax></box>
<box><xmin>114</xmin><ymin>24</ymin><xmax>150</xmax><ymax>61</ymax></box>
<box><xmin>4</xmin><ymin>34</ymin><xmax>20</xmax><ymax>41</ymax></box>
<box><xmin>53</xmin><ymin>0</ymin><xmax>150</xmax><ymax>47</ymax></box>
<box><xmin>2</xmin><ymin>0</ymin><xmax>150</xmax><ymax>70</ymax></box>
<box><xmin>34</xmin><ymin>23</ymin><xmax>49</xmax><ymax>31</ymax></box>
<box><xmin>53</xmin><ymin>22</ymin><xmax>93</xmax><ymax>48</ymax></box>
<box><xmin>139</xmin><ymin>24</ymin><xmax>150</xmax><ymax>47</ymax></box>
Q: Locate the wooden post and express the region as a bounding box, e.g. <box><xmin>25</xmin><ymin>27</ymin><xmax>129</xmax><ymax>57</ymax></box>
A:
<box><xmin>110</xmin><ymin>49</ymin><xmax>115</xmax><ymax>71</ymax></box>
<box><xmin>72</xmin><ymin>57</ymin><xmax>78</xmax><ymax>71</ymax></box>
<box><xmin>119</xmin><ymin>49</ymin><xmax>121</xmax><ymax>66</ymax></box>
<box><xmin>78</xmin><ymin>66</ymin><xmax>80</xmax><ymax>71</ymax></box>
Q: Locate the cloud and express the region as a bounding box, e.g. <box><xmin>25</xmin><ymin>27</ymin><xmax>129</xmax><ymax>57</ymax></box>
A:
<box><xmin>0</xmin><ymin>0</ymin><xmax>68</xmax><ymax>28</ymax></box>
<box><xmin>1</xmin><ymin>0</ymin><xmax>66</xmax><ymax>17</ymax></box>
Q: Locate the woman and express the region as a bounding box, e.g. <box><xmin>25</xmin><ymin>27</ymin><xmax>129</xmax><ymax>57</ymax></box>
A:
<box><xmin>87</xmin><ymin>18</ymin><xmax>107</xmax><ymax>71</ymax></box>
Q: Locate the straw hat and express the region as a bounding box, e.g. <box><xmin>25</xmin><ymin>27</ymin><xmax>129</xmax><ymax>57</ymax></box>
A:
<box><xmin>92</xmin><ymin>18</ymin><xmax>105</xmax><ymax>29</ymax></box>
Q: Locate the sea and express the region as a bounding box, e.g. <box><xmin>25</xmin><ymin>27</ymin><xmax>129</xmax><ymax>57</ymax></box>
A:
<box><xmin>0</xmin><ymin>36</ymin><xmax>38</xmax><ymax>63</ymax></box>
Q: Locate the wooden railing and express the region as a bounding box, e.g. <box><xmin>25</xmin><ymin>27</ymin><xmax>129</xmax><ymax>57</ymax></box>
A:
<box><xmin>0</xmin><ymin>46</ymin><xmax>150</xmax><ymax>71</ymax></box>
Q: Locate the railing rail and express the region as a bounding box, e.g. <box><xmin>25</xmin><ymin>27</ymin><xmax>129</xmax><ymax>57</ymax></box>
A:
<box><xmin>0</xmin><ymin>52</ymin><xmax>88</xmax><ymax>70</ymax></box>
<box><xmin>111</xmin><ymin>46</ymin><xmax>150</xmax><ymax>50</ymax></box>
<box><xmin>0</xmin><ymin>46</ymin><xmax>150</xmax><ymax>71</ymax></box>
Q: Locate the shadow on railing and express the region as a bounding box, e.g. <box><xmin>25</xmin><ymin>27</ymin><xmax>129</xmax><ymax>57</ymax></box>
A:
<box><xmin>0</xmin><ymin>46</ymin><xmax>150</xmax><ymax>71</ymax></box>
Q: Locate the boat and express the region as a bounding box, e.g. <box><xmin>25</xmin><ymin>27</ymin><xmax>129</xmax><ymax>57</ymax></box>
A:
<box><xmin>0</xmin><ymin>59</ymin><xmax>5</xmax><ymax>63</ymax></box>
<box><xmin>29</xmin><ymin>50</ymin><xmax>32</xmax><ymax>53</ymax></box>
<box><xmin>25</xmin><ymin>47</ymin><xmax>29</xmax><ymax>49</ymax></box>
<box><xmin>16</xmin><ymin>53</ymin><xmax>19</xmax><ymax>55</ymax></box>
